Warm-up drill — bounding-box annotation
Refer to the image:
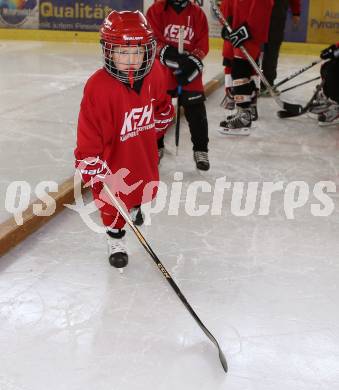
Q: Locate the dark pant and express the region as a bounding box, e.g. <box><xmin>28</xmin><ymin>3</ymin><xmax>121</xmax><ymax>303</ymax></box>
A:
<box><xmin>183</xmin><ymin>102</ymin><xmax>209</xmax><ymax>152</ymax></box>
<box><xmin>321</xmin><ymin>59</ymin><xmax>339</xmax><ymax>104</ymax></box>
<box><xmin>262</xmin><ymin>0</ymin><xmax>289</xmax><ymax>85</ymax></box>
<box><xmin>164</xmin><ymin>89</ymin><xmax>209</xmax><ymax>152</ymax></box>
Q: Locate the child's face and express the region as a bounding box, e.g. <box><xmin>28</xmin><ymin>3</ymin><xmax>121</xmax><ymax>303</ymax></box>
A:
<box><xmin>112</xmin><ymin>46</ymin><xmax>145</xmax><ymax>72</ymax></box>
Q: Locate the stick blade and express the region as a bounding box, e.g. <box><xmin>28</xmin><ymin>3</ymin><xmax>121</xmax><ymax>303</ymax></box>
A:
<box><xmin>282</xmin><ymin>101</ymin><xmax>303</xmax><ymax>114</ymax></box>
<box><xmin>219</xmin><ymin>349</ymin><xmax>228</xmax><ymax>373</ymax></box>
<box><xmin>277</xmin><ymin>109</ymin><xmax>303</xmax><ymax>119</ymax></box>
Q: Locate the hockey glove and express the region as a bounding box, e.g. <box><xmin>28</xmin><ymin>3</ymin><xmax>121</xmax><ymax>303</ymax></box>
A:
<box><xmin>175</xmin><ymin>54</ymin><xmax>204</xmax><ymax>86</ymax></box>
<box><xmin>159</xmin><ymin>45</ymin><xmax>181</xmax><ymax>69</ymax></box>
<box><xmin>320</xmin><ymin>43</ymin><xmax>339</xmax><ymax>60</ymax></box>
<box><xmin>76</xmin><ymin>157</ymin><xmax>108</xmax><ymax>195</ymax></box>
<box><xmin>229</xmin><ymin>24</ymin><xmax>251</xmax><ymax>48</ymax></box>
<box><xmin>221</xmin><ymin>25</ymin><xmax>230</xmax><ymax>40</ymax></box>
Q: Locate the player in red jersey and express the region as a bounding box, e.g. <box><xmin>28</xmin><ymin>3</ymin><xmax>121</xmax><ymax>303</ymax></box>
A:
<box><xmin>74</xmin><ymin>10</ymin><xmax>174</xmax><ymax>270</ymax></box>
<box><xmin>146</xmin><ymin>0</ymin><xmax>210</xmax><ymax>170</ymax></box>
<box><xmin>219</xmin><ymin>0</ymin><xmax>273</xmax><ymax>135</ymax></box>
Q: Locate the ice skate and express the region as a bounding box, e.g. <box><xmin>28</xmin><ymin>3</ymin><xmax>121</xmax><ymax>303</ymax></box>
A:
<box><xmin>309</xmin><ymin>88</ymin><xmax>331</xmax><ymax>115</ymax></box>
<box><xmin>106</xmin><ymin>229</ymin><xmax>128</xmax><ymax>272</ymax></box>
<box><xmin>225</xmin><ymin>104</ymin><xmax>258</xmax><ymax>122</ymax></box>
<box><xmin>219</xmin><ymin>108</ymin><xmax>251</xmax><ymax>136</ymax></box>
<box><xmin>318</xmin><ymin>104</ymin><xmax>339</xmax><ymax>126</ymax></box>
<box><xmin>193</xmin><ymin>151</ymin><xmax>210</xmax><ymax>171</ymax></box>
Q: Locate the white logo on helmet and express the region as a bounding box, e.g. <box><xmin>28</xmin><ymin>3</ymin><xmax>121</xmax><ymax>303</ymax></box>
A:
<box><xmin>123</xmin><ymin>35</ymin><xmax>144</xmax><ymax>41</ymax></box>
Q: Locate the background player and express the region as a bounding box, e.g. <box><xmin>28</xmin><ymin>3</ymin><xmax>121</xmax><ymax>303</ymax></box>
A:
<box><xmin>146</xmin><ymin>0</ymin><xmax>210</xmax><ymax>170</ymax></box>
<box><xmin>310</xmin><ymin>43</ymin><xmax>339</xmax><ymax>126</ymax></box>
<box><xmin>219</xmin><ymin>0</ymin><xmax>273</xmax><ymax>135</ymax></box>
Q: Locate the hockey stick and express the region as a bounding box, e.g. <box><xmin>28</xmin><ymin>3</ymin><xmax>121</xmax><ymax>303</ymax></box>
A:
<box><xmin>273</xmin><ymin>59</ymin><xmax>322</xmax><ymax>89</ymax></box>
<box><xmin>175</xmin><ymin>26</ymin><xmax>185</xmax><ymax>155</ymax></box>
<box><xmin>277</xmin><ymin>82</ymin><xmax>323</xmax><ymax>118</ymax></box>
<box><xmin>280</xmin><ymin>76</ymin><xmax>321</xmax><ymax>94</ymax></box>
<box><xmin>210</xmin><ymin>0</ymin><xmax>302</xmax><ymax>114</ymax></box>
<box><xmin>103</xmin><ymin>183</ymin><xmax>228</xmax><ymax>373</ymax></box>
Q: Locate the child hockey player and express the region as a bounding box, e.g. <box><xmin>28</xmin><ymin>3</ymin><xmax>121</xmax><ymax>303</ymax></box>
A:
<box><xmin>219</xmin><ymin>0</ymin><xmax>273</xmax><ymax>135</ymax></box>
<box><xmin>146</xmin><ymin>0</ymin><xmax>210</xmax><ymax>170</ymax></box>
<box><xmin>75</xmin><ymin>10</ymin><xmax>174</xmax><ymax>269</ymax></box>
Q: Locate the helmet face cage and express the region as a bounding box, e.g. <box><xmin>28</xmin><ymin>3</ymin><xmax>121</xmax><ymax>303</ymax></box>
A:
<box><xmin>101</xmin><ymin>40</ymin><xmax>156</xmax><ymax>83</ymax></box>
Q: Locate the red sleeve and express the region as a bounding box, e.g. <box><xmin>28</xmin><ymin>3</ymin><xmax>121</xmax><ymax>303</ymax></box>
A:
<box><xmin>74</xmin><ymin>82</ymin><xmax>103</xmax><ymax>163</ymax></box>
<box><xmin>289</xmin><ymin>0</ymin><xmax>301</xmax><ymax>16</ymax></box>
<box><xmin>146</xmin><ymin>2</ymin><xmax>168</xmax><ymax>55</ymax></box>
<box><xmin>191</xmin><ymin>5</ymin><xmax>209</xmax><ymax>60</ymax></box>
<box><xmin>151</xmin><ymin>60</ymin><xmax>175</xmax><ymax>139</ymax></box>
<box><xmin>220</xmin><ymin>0</ymin><xmax>231</xmax><ymax>20</ymax></box>
<box><xmin>247</xmin><ymin>0</ymin><xmax>273</xmax><ymax>43</ymax></box>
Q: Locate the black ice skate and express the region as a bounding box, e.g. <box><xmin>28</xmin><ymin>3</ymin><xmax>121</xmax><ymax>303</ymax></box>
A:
<box><xmin>219</xmin><ymin>108</ymin><xmax>251</xmax><ymax>136</ymax></box>
<box><xmin>193</xmin><ymin>151</ymin><xmax>210</xmax><ymax>171</ymax></box>
<box><xmin>106</xmin><ymin>229</ymin><xmax>128</xmax><ymax>271</ymax></box>
<box><xmin>225</xmin><ymin>104</ymin><xmax>258</xmax><ymax>122</ymax></box>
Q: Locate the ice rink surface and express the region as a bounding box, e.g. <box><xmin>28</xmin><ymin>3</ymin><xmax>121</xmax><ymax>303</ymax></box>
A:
<box><xmin>1</xmin><ymin>41</ymin><xmax>339</xmax><ymax>390</ymax></box>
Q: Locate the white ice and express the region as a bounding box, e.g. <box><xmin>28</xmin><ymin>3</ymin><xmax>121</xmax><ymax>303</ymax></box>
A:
<box><xmin>1</xmin><ymin>41</ymin><xmax>339</xmax><ymax>390</ymax></box>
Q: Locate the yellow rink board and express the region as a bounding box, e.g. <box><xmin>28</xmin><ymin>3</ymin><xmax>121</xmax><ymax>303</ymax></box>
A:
<box><xmin>307</xmin><ymin>0</ymin><xmax>339</xmax><ymax>44</ymax></box>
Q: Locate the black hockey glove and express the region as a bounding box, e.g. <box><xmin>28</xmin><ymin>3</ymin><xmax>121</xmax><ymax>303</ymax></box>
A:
<box><xmin>175</xmin><ymin>54</ymin><xmax>204</xmax><ymax>86</ymax></box>
<box><xmin>159</xmin><ymin>45</ymin><xmax>181</xmax><ymax>69</ymax></box>
<box><xmin>320</xmin><ymin>43</ymin><xmax>339</xmax><ymax>60</ymax></box>
<box><xmin>221</xmin><ymin>25</ymin><xmax>231</xmax><ymax>40</ymax></box>
<box><xmin>229</xmin><ymin>24</ymin><xmax>251</xmax><ymax>48</ymax></box>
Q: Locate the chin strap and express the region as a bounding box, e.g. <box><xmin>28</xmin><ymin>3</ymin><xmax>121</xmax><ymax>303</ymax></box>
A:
<box><xmin>128</xmin><ymin>70</ymin><xmax>134</xmax><ymax>88</ymax></box>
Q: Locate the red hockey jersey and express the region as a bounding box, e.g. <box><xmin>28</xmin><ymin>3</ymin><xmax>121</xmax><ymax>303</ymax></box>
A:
<box><xmin>74</xmin><ymin>60</ymin><xmax>174</xmax><ymax>210</ymax></box>
<box><xmin>146</xmin><ymin>0</ymin><xmax>209</xmax><ymax>60</ymax></box>
<box><xmin>221</xmin><ymin>0</ymin><xmax>273</xmax><ymax>43</ymax></box>
<box><xmin>146</xmin><ymin>0</ymin><xmax>209</xmax><ymax>92</ymax></box>
<box><xmin>221</xmin><ymin>0</ymin><xmax>273</xmax><ymax>59</ymax></box>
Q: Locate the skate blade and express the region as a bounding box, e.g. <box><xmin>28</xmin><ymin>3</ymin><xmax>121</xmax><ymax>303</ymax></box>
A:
<box><xmin>318</xmin><ymin>119</ymin><xmax>339</xmax><ymax>127</ymax></box>
<box><xmin>118</xmin><ymin>268</ymin><xmax>124</xmax><ymax>274</ymax></box>
<box><xmin>218</xmin><ymin>127</ymin><xmax>250</xmax><ymax>136</ymax></box>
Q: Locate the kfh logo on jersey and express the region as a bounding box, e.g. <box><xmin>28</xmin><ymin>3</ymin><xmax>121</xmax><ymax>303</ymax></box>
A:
<box><xmin>164</xmin><ymin>24</ymin><xmax>194</xmax><ymax>44</ymax></box>
<box><xmin>120</xmin><ymin>104</ymin><xmax>154</xmax><ymax>142</ymax></box>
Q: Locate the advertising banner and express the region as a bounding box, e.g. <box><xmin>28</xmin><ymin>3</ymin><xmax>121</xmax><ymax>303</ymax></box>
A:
<box><xmin>39</xmin><ymin>0</ymin><xmax>143</xmax><ymax>31</ymax></box>
<box><xmin>0</xmin><ymin>0</ymin><xmax>143</xmax><ymax>31</ymax></box>
<box><xmin>0</xmin><ymin>0</ymin><xmax>39</xmax><ymax>29</ymax></box>
<box><xmin>307</xmin><ymin>0</ymin><xmax>339</xmax><ymax>43</ymax></box>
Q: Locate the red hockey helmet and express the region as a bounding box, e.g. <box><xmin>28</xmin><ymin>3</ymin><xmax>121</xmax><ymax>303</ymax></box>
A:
<box><xmin>100</xmin><ymin>10</ymin><xmax>156</xmax><ymax>85</ymax></box>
